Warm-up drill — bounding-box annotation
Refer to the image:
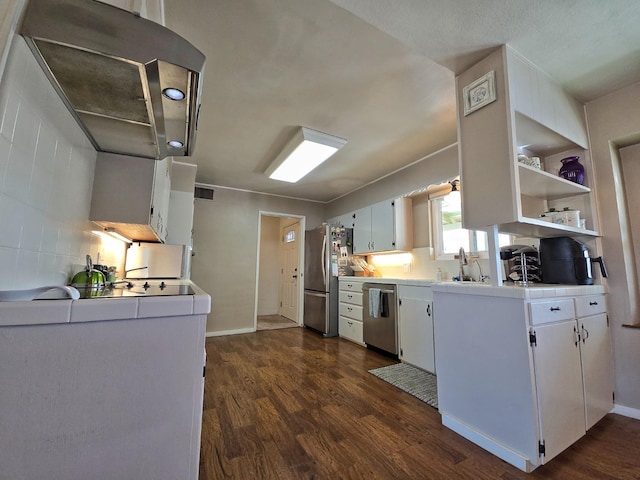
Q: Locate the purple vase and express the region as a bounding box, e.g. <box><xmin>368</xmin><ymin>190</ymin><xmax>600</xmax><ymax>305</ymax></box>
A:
<box><xmin>558</xmin><ymin>156</ymin><xmax>585</xmax><ymax>185</ymax></box>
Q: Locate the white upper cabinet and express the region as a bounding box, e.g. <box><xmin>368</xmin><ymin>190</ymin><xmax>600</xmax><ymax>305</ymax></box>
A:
<box><xmin>166</xmin><ymin>162</ymin><xmax>197</xmax><ymax>245</ymax></box>
<box><xmin>90</xmin><ymin>153</ymin><xmax>171</xmax><ymax>242</ymax></box>
<box><xmin>458</xmin><ymin>46</ymin><xmax>599</xmax><ymax>239</ymax></box>
<box><xmin>351</xmin><ymin>197</ymin><xmax>413</xmax><ymax>254</ymax></box>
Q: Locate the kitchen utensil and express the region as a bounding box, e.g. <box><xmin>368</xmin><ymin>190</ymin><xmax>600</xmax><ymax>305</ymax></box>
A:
<box><xmin>70</xmin><ymin>255</ymin><xmax>106</xmax><ymax>297</ymax></box>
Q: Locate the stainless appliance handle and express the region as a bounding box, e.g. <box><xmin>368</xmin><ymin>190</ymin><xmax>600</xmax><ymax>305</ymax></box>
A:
<box><xmin>305</xmin><ymin>291</ymin><xmax>326</xmax><ymax>298</ymax></box>
<box><xmin>321</xmin><ymin>233</ymin><xmax>327</xmax><ymax>287</ymax></box>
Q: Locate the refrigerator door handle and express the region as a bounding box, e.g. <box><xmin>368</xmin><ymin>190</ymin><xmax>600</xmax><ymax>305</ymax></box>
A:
<box><xmin>321</xmin><ymin>233</ymin><xmax>327</xmax><ymax>287</ymax></box>
<box><xmin>305</xmin><ymin>291</ymin><xmax>326</xmax><ymax>298</ymax></box>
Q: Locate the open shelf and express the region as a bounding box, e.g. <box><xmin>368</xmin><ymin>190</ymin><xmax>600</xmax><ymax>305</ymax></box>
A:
<box><xmin>499</xmin><ymin>216</ymin><xmax>599</xmax><ymax>238</ymax></box>
<box><xmin>518</xmin><ymin>163</ymin><xmax>590</xmax><ymax>200</ymax></box>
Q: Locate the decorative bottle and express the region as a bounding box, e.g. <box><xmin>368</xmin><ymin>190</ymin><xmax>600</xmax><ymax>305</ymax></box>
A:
<box><xmin>558</xmin><ymin>156</ymin><xmax>585</xmax><ymax>185</ymax></box>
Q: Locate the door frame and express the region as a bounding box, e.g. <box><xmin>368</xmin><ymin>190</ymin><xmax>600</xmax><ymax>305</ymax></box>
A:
<box><xmin>254</xmin><ymin>211</ymin><xmax>306</xmax><ymax>331</ymax></box>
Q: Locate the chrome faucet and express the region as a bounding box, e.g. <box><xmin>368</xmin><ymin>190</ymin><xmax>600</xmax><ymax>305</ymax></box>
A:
<box><xmin>472</xmin><ymin>259</ymin><xmax>489</xmax><ymax>283</ymax></box>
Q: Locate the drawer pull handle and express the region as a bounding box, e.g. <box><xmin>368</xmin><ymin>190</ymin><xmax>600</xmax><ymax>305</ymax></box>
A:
<box><xmin>589</xmin><ymin>301</ymin><xmax>598</xmax><ymax>306</ymax></box>
<box><xmin>347</xmin><ymin>294</ymin><xmax>353</xmax><ymax>299</ymax></box>
<box><xmin>347</xmin><ymin>284</ymin><xmax>353</xmax><ymax>288</ymax></box>
<box><xmin>347</xmin><ymin>321</ymin><xmax>353</xmax><ymax>326</ymax></box>
<box><xmin>347</xmin><ymin>307</ymin><xmax>352</xmax><ymax>311</ymax></box>
<box><xmin>550</xmin><ymin>306</ymin><xmax>561</xmax><ymax>312</ymax></box>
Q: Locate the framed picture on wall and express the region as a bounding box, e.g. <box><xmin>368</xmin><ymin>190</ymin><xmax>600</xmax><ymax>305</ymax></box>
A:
<box><xmin>463</xmin><ymin>70</ymin><xmax>496</xmax><ymax>116</ymax></box>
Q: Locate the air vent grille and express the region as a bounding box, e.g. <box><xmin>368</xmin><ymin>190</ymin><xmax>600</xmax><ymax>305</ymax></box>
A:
<box><xmin>195</xmin><ymin>186</ymin><xmax>214</xmax><ymax>200</ymax></box>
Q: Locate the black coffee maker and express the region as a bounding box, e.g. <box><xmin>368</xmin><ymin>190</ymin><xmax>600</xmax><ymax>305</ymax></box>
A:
<box><xmin>539</xmin><ymin>237</ymin><xmax>607</xmax><ymax>285</ymax></box>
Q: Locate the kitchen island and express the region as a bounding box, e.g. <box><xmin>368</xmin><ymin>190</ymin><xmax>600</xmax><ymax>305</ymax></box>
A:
<box><xmin>338</xmin><ymin>276</ymin><xmax>614</xmax><ymax>472</ymax></box>
<box><xmin>0</xmin><ymin>282</ymin><xmax>210</xmax><ymax>480</ymax></box>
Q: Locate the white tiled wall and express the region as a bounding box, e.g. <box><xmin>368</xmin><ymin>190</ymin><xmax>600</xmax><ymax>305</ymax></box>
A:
<box><xmin>0</xmin><ymin>36</ymin><xmax>126</xmax><ymax>290</ymax></box>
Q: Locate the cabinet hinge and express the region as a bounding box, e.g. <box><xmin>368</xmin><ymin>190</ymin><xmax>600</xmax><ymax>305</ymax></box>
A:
<box><xmin>203</xmin><ymin>365</ymin><xmax>206</xmax><ymax>378</ymax></box>
<box><xmin>607</xmin><ymin>315</ymin><xmax>610</xmax><ymax>327</ymax></box>
<box><xmin>391</xmin><ymin>200</ymin><xmax>395</xmax><ymax>207</ymax></box>
<box><xmin>392</xmin><ymin>241</ymin><xmax>396</xmax><ymax>247</ymax></box>
<box><xmin>399</xmin><ymin>298</ymin><xmax>402</xmax><ymax>306</ymax></box>
<box><xmin>529</xmin><ymin>330</ymin><xmax>537</xmax><ymax>347</ymax></box>
<box><xmin>613</xmin><ymin>391</ymin><xmax>615</xmax><ymax>402</ymax></box>
<box><xmin>400</xmin><ymin>348</ymin><xmax>403</xmax><ymax>357</ymax></box>
<box><xmin>538</xmin><ymin>440</ymin><xmax>545</xmax><ymax>457</ymax></box>
<box><xmin>150</xmin><ymin>206</ymin><xmax>154</xmax><ymax>216</ymax></box>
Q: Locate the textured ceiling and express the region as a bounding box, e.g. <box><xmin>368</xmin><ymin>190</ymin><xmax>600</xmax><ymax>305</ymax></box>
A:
<box><xmin>164</xmin><ymin>0</ymin><xmax>640</xmax><ymax>203</ymax></box>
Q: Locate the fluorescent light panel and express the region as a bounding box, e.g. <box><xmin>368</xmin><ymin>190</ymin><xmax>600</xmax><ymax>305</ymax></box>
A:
<box><xmin>266</xmin><ymin>127</ymin><xmax>347</xmax><ymax>183</ymax></box>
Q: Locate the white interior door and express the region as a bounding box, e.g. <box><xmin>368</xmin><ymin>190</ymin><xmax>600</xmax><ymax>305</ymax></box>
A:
<box><xmin>279</xmin><ymin>222</ymin><xmax>300</xmax><ymax>321</ymax></box>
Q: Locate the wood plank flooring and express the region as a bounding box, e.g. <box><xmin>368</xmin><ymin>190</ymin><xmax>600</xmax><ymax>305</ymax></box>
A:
<box><xmin>200</xmin><ymin>327</ymin><xmax>640</xmax><ymax>479</ymax></box>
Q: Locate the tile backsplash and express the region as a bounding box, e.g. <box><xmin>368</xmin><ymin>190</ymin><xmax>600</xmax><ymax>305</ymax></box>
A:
<box><xmin>0</xmin><ymin>36</ymin><xmax>126</xmax><ymax>290</ymax></box>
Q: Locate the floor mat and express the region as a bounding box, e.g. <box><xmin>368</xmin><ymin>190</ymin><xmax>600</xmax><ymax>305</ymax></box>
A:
<box><xmin>369</xmin><ymin>362</ymin><xmax>438</xmax><ymax>409</ymax></box>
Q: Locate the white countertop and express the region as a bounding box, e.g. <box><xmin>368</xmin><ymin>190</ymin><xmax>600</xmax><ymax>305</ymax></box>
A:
<box><xmin>0</xmin><ymin>280</ymin><xmax>211</xmax><ymax>327</ymax></box>
<box><xmin>338</xmin><ymin>275</ymin><xmax>605</xmax><ymax>299</ymax></box>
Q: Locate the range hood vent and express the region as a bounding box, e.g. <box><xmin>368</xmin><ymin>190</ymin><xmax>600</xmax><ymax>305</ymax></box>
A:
<box><xmin>20</xmin><ymin>0</ymin><xmax>205</xmax><ymax>160</ymax></box>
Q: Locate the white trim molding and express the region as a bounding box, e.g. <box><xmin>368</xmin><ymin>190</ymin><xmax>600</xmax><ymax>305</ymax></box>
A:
<box><xmin>206</xmin><ymin>327</ymin><xmax>255</xmax><ymax>337</ymax></box>
<box><xmin>612</xmin><ymin>404</ymin><xmax>640</xmax><ymax>420</ymax></box>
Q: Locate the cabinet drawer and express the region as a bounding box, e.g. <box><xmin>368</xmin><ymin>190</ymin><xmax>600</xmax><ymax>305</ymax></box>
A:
<box><xmin>339</xmin><ymin>302</ymin><xmax>363</xmax><ymax>321</ymax></box>
<box><xmin>574</xmin><ymin>295</ymin><xmax>606</xmax><ymax>318</ymax></box>
<box><xmin>340</xmin><ymin>280</ymin><xmax>363</xmax><ymax>293</ymax></box>
<box><xmin>339</xmin><ymin>316</ymin><xmax>364</xmax><ymax>344</ymax></box>
<box><xmin>339</xmin><ymin>291</ymin><xmax>363</xmax><ymax>305</ymax></box>
<box><xmin>529</xmin><ymin>298</ymin><xmax>575</xmax><ymax>325</ymax></box>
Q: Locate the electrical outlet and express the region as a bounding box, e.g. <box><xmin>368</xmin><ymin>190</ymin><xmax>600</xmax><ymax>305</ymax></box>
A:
<box><xmin>403</xmin><ymin>263</ymin><xmax>411</xmax><ymax>273</ymax></box>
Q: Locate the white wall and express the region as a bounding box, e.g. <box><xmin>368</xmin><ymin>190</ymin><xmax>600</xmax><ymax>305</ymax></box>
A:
<box><xmin>191</xmin><ymin>186</ymin><xmax>325</xmax><ymax>334</ymax></box>
<box><xmin>586</xmin><ymin>81</ymin><xmax>640</xmax><ymax>410</ymax></box>
<box><xmin>0</xmin><ymin>36</ymin><xmax>126</xmax><ymax>290</ymax></box>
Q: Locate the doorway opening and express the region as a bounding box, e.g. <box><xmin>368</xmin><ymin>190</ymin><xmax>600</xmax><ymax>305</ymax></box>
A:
<box><xmin>255</xmin><ymin>212</ymin><xmax>305</xmax><ymax>331</ymax></box>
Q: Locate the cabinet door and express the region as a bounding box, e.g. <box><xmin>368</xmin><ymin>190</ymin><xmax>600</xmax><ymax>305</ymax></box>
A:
<box><xmin>370</xmin><ymin>200</ymin><xmax>395</xmax><ymax>252</ymax></box>
<box><xmin>579</xmin><ymin>313</ymin><xmax>614</xmax><ymax>430</ymax></box>
<box><xmin>352</xmin><ymin>206</ymin><xmax>371</xmax><ymax>254</ymax></box>
<box><xmin>151</xmin><ymin>158</ymin><xmax>171</xmax><ymax>241</ymax></box>
<box><xmin>399</xmin><ymin>297</ymin><xmax>435</xmax><ymax>373</ymax></box>
<box><xmin>531</xmin><ymin>320</ymin><xmax>586</xmax><ymax>464</ymax></box>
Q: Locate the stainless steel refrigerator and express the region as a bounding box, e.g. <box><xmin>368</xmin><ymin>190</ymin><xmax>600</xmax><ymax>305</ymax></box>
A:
<box><xmin>303</xmin><ymin>225</ymin><xmax>352</xmax><ymax>336</ymax></box>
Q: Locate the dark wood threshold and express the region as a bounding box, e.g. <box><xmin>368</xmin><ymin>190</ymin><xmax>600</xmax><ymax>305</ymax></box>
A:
<box><xmin>622</xmin><ymin>323</ymin><xmax>640</xmax><ymax>328</ymax></box>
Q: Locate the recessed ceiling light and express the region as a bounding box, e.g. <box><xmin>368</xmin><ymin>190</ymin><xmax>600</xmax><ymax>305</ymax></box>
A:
<box><xmin>168</xmin><ymin>140</ymin><xmax>184</xmax><ymax>148</ymax></box>
<box><xmin>162</xmin><ymin>88</ymin><xmax>185</xmax><ymax>101</ymax></box>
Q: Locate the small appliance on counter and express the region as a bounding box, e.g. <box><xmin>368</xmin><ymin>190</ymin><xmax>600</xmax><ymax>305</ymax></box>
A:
<box><xmin>500</xmin><ymin>245</ymin><xmax>541</xmax><ymax>284</ymax></box>
<box><xmin>539</xmin><ymin>237</ymin><xmax>607</xmax><ymax>285</ymax></box>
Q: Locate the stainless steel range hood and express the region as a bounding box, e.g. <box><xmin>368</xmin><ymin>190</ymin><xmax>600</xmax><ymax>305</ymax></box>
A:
<box><xmin>20</xmin><ymin>0</ymin><xmax>205</xmax><ymax>159</ymax></box>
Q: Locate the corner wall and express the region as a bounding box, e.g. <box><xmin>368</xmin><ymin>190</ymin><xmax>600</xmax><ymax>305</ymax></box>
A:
<box><xmin>192</xmin><ymin>187</ymin><xmax>325</xmax><ymax>334</ymax></box>
<box><xmin>586</xmin><ymin>81</ymin><xmax>640</xmax><ymax>410</ymax></box>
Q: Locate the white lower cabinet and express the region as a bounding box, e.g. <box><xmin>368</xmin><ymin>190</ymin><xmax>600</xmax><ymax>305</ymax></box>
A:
<box><xmin>338</xmin><ymin>279</ymin><xmax>364</xmax><ymax>345</ymax></box>
<box><xmin>398</xmin><ymin>285</ymin><xmax>435</xmax><ymax>373</ymax></box>
<box><xmin>433</xmin><ymin>288</ymin><xmax>614</xmax><ymax>473</ymax></box>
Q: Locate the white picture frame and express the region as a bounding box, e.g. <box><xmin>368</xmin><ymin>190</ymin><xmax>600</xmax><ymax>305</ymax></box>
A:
<box><xmin>463</xmin><ymin>70</ymin><xmax>496</xmax><ymax>116</ymax></box>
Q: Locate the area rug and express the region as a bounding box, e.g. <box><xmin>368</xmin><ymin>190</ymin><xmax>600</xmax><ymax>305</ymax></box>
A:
<box><xmin>369</xmin><ymin>363</ymin><xmax>438</xmax><ymax>409</ymax></box>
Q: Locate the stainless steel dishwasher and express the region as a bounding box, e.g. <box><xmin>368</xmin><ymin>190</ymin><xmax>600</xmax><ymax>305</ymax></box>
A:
<box><xmin>362</xmin><ymin>283</ymin><xmax>398</xmax><ymax>355</ymax></box>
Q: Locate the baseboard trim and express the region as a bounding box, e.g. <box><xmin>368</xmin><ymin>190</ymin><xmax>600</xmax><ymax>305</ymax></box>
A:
<box><xmin>206</xmin><ymin>327</ymin><xmax>255</xmax><ymax>337</ymax></box>
<box><xmin>612</xmin><ymin>404</ymin><xmax>640</xmax><ymax>420</ymax></box>
<box><xmin>441</xmin><ymin>414</ymin><xmax>534</xmax><ymax>473</ymax></box>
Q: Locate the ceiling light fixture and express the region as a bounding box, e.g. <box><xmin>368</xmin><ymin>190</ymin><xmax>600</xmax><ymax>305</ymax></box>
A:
<box><xmin>162</xmin><ymin>87</ymin><xmax>185</xmax><ymax>101</ymax></box>
<box><xmin>265</xmin><ymin>127</ymin><xmax>347</xmax><ymax>183</ymax></box>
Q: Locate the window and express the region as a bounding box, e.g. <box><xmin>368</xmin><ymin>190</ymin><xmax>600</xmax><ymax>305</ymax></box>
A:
<box><xmin>430</xmin><ymin>183</ymin><xmax>511</xmax><ymax>259</ymax></box>
<box><xmin>284</xmin><ymin>229</ymin><xmax>296</xmax><ymax>243</ymax></box>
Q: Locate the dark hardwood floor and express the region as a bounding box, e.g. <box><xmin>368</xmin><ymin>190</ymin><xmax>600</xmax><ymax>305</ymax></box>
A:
<box><xmin>200</xmin><ymin>327</ymin><xmax>640</xmax><ymax>479</ymax></box>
